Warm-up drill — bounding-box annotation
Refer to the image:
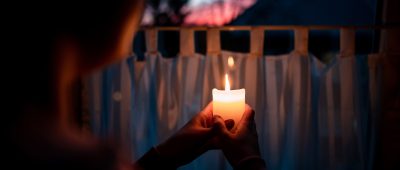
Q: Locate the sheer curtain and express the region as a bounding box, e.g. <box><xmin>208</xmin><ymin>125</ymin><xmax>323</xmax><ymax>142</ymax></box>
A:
<box><xmin>84</xmin><ymin>33</ymin><xmax>380</xmax><ymax>170</ymax></box>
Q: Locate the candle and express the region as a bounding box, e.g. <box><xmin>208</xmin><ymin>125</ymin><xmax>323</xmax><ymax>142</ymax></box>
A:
<box><xmin>212</xmin><ymin>74</ymin><xmax>245</xmax><ymax>128</ymax></box>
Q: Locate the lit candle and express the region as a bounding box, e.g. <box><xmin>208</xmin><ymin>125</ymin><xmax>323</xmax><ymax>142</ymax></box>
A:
<box><xmin>212</xmin><ymin>74</ymin><xmax>245</xmax><ymax>128</ymax></box>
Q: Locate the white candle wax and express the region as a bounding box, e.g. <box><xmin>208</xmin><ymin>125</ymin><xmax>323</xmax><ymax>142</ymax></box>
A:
<box><xmin>212</xmin><ymin>74</ymin><xmax>245</xmax><ymax>128</ymax></box>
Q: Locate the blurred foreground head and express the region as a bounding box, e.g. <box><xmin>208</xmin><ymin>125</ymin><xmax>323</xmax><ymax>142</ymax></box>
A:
<box><xmin>6</xmin><ymin>0</ymin><xmax>144</xmax><ymax>121</ymax></box>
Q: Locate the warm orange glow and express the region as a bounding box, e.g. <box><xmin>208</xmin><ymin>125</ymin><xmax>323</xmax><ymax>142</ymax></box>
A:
<box><xmin>228</xmin><ymin>56</ymin><xmax>235</xmax><ymax>68</ymax></box>
<box><xmin>225</xmin><ymin>74</ymin><xmax>230</xmax><ymax>91</ymax></box>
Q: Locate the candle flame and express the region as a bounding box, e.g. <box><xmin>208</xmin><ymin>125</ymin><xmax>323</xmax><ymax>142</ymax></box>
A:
<box><xmin>225</xmin><ymin>74</ymin><xmax>230</xmax><ymax>91</ymax></box>
<box><xmin>228</xmin><ymin>56</ymin><xmax>235</xmax><ymax>68</ymax></box>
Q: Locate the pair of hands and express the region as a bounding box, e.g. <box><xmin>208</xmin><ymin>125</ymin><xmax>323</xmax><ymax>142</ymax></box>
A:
<box><xmin>155</xmin><ymin>103</ymin><xmax>261</xmax><ymax>168</ymax></box>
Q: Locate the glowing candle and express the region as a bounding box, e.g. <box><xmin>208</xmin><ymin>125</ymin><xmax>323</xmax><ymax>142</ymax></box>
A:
<box><xmin>212</xmin><ymin>74</ymin><xmax>245</xmax><ymax>128</ymax></box>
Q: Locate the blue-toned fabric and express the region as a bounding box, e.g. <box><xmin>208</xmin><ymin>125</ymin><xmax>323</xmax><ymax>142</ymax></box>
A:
<box><xmin>85</xmin><ymin>52</ymin><xmax>380</xmax><ymax>170</ymax></box>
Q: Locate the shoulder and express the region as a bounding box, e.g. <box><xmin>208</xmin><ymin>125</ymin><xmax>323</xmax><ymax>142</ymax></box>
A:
<box><xmin>7</xmin><ymin>124</ymin><xmax>123</xmax><ymax>170</ymax></box>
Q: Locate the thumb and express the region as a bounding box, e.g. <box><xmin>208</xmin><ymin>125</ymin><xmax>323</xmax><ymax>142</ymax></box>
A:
<box><xmin>239</xmin><ymin>104</ymin><xmax>255</xmax><ymax>128</ymax></box>
<box><xmin>212</xmin><ymin>115</ymin><xmax>232</xmax><ymax>139</ymax></box>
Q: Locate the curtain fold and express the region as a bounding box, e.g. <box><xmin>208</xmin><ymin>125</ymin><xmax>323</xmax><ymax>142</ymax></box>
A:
<box><xmin>85</xmin><ymin>52</ymin><xmax>379</xmax><ymax>170</ymax></box>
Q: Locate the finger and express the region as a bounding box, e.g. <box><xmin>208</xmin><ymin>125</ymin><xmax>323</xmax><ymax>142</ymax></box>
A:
<box><xmin>238</xmin><ymin>104</ymin><xmax>255</xmax><ymax>129</ymax></box>
<box><xmin>212</xmin><ymin>115</ymin><xmax>232</xmax><ymax>139</ymax></box>
<box><xmin>200</xmin><ymin>102</ymin><xmax>213</xmax><ymax>116</ymax></box>
<box><xmin>199</xmin><ymin>102</ymin><xmax>213</xmax><ymax>127</ymax></box>
<box><xmin>224</xmin><ymin>119</ymin><xmax>235</xmax><ymax>131</ymax></box>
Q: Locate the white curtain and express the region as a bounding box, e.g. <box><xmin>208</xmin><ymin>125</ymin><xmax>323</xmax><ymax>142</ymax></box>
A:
<box><xmin>85</xmin><ymin>52</ymin><xmax>380</xmax><ymax>170</ymax></box>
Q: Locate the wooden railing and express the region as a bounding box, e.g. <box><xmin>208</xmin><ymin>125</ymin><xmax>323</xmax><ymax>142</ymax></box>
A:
<box><xmin>140</xmin><ymin>25</ymin><xmax>399</xmax><ymax>58</ymax></box>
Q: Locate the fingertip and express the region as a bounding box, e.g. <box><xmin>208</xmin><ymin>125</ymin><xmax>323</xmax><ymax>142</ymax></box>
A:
<box><xmin>245</xmin><ymin>104</ymin><xmax>251</xmax><ymax>110</ymax></box>
<box><xmin>212</xmin><ymin>115</ymin><xmax>232</xmax><ymax>137</ymax></box>
<box><xmin>201</xmin><ymin>102</ymin><xmax>213</xmax><ymax>116</ymax></box>
<box><xmin>244</xmin><ymin>104</ymin><xmax>255</xmax><ymax>117</ymax></box>
<box><xmin>244</xmin><ymin>104</ymin><xmax>253</xmax><ymax>113</ymax></box>
<box><xmin>212</xmin><ymin>115</ymin><xmax>225</xmax><ymax>128</ymax></box>
<box><xmin>224</xmin><ymin>119</ymin><xmax>235</xmax><ymax>130</ymax></box>
<box><xmin>238</xmin><ymin>104</ymin><xmax>255</xmax><ymax>128</ymax></box>
<box><xmin>206</xmin><ymin>102</ymin><xmax>213</xmax><ymax>110</ymax></box>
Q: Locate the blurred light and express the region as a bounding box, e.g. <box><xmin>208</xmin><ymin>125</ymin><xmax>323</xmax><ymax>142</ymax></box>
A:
<box><xmin>183</xmin><ymin>0</ymin><xmax>256</xmax><ymax>26</ymax></box>
<box><xmin>228</xmin><ymin>56</ymin><xmax>235</xmax><ymax>68</ymax></box>
<box><xmin>141</xmin><ymin>5</ymin><xmax>155</xmax><ymax>26</ymax></box>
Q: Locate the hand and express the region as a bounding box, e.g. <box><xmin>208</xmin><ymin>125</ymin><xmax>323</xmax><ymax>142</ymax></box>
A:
<box><xmin>155</xmin><ymin>103</ymin><xmax>215</xmax><ymax>167</ymax></box>
<box><xmin>213</xmin><ymin>104</ymin><xmax>262</xmax><ymax>167</ymax></box>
